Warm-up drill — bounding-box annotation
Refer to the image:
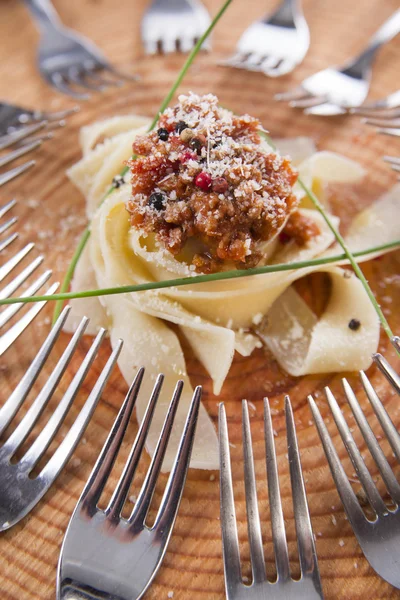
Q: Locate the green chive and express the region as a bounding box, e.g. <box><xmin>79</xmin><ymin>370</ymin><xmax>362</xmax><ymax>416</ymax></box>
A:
<box><xmin>2</xmin><ymin>240</ymin><xmax>399</xmax><ymax>306</ymax></box>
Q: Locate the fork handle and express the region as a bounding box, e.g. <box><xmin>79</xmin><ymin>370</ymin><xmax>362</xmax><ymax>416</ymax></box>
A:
<box><xmin>23</xmin><ymin>0</ymin><xmax>62</xmax><ymax>32</ymax></box>
<box><xmin>347</xmin><ymin>8</ymin><xmax>400</xmax><ymax>73</ymax></box>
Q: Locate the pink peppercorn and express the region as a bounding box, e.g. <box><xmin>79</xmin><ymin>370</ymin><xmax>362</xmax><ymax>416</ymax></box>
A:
<box><xmin>195</xmin><ymin>172</ymin><xmax>212</xmax><ymax>191</ymax></box>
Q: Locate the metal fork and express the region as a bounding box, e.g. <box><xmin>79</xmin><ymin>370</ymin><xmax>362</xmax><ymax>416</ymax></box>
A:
<box><xmin>309</xmin><ymin>364</ymin><xmax>400</xmax><ymax>588</ymax></box>
<box><xmin>57</xmin><ymin>369</ymin><xmax>201</xmax><ymax>599</ymax></box>
<box><xmin>219</xmin><ymin>398</ymin><xmax>324</xmax><ymax>599</ymax></box>
<box><xmin>221</xmin><ymin>0</ymin><xmax>309</xmax><ymax>78</ymax></box>
<box><xmin>0</xmin><ymin>101</ymin><xmax>78</xmax><ymax>136</ymax></box>
<box><xmin>24</xmin><ymin>0</ymin><xmax>137</xmax><ymax>100</ymax></box>
<box><xmin>0</xmin><ymin>200</ymin><xmax>58</xmax><ymax>354</ymax></box>
<box><xmin>276</xmin><ymin>9</ymin><xmax>400</xmax><ymax>115</ymax></box>
<box><xmin>141</xmin><ymin>0</ymin><xmax>211</xmax><ymax>55</ymax></box>
<box><xmin>0</xmin><ymin>306</ymin><xmax>123</xmax><ymax>530</ymax></box>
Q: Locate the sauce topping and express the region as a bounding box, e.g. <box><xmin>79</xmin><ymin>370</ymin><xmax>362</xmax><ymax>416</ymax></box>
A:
<box><xmin>127</xmin><ymin>93</ymin><xmax>303</xmax><ymax>272</ymax></box>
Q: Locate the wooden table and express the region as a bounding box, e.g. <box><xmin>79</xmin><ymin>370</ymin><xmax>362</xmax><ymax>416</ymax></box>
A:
<box><xmin>1</xmin><ymin>0</ymin><xmax>400</xmax><ymax>598</ymax></box>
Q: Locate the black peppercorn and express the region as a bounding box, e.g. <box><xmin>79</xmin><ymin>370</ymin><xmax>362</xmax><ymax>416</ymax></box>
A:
<box><xmin>175</xmin><ymin>121</ymin><xmax>189</xmax><ymax>133</ymax></box>
<box><xmin>112</xmin><ymin>175</ymin><xmax>125</xmax><ymax>189</ymax></box>
<box><xmin>189</xmin><ymin>137</ymin><xmax>203</xmax><ymax>154</ymax></box>
<box><xmin>348</xmin><ymin>318</ymin><xmax>361</xmax><ymax>331</ymax></box>
<box><xmin>157</xmin><ymin>127</ymin><xmax>169</xmax><ymax>141</ymax></box>
<box><xmin>149</xmin><ymin>192</ymin><xmax>166</xmax><ymax>211</ymax></box>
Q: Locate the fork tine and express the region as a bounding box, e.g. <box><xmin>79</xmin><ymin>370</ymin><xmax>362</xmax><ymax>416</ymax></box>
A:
<box><xmin>103</xmin><ymin>65</ymin><xmax>139</xmax><ymax>82</ymax></box>
<box><xmin>383</xmin><ymin>156</ymin><xmax>400</xmax><ymax>166</ymax></box>
<box><xmin>324</xmin><ymin>386</ymin><xmax>387</xmax><ymax>516</ymax></box>
<box><xmin>364</xmin><ymin>117</ymin><xmax>400</xmax><ymax>128</ymax></box>
<box><xmin>0</xmin><ymin>242</ymin><xmax>34</xmax><ymax>283</ymax></box>
<box><xmin>129</xmin><ymin>380</ymin><xmax>184</xmax><ymax>526</ymax></box>
<box><xmin>275</xmin><ymin>88</ymin><xmax>310</xmax><ymax>102</ymax></box>
<box><xmin>242</xmin><ymin>399</ymin><xmax>266</xmax><ymax>583</ymax></box>
<box><xmin>377</xmin><ymin>127</ymin><xmax>400</xmax><ymax>138</ymax></box>
<box><xmin>152</xmin><ymin>385</ymin><xmax>202</xmax><ymax>533</ymax></box>
<box><xmin>308</xmin><ymin>395</ymin><xmax>367</xmax><ymax>522</ymax></box>
<box><xmin>0</xmin><ymin>121</ymin><xmax>47</xmax><ymax>151</ymax></box>
<box><xmin>80</xmin><ymin>367</ymin><xmax>145</xmax><ymax>512</ymax></box>
<box><xmin>265</xmin><ymin>59</ymin><xmax>297</xmax><ymax>78</ymax></box>
<box><xmin>0</xmin><ymin>217</ymin><xmax>17</xmax><ymax>236</ymax></box>
<box><xmin>290</xmin><ymin>95</ymin><xmax>329</xmax><ymax>109</ymax></box>
<box><xmin>360</xmin><ymin>371</ymin><xmax>400</xmax><ymax>462</ymax></box>
<box><xmin>49</xmin><ymin>73</ymin><xmax>90</xmax><ymax>101</ymax></box>
<box><xmin>0</xmin><ymin>233</ymin><xmax>18</xmax><ymax>253</ymax></box>
<box><xmin>2</xmin><ymin>317</ymin><xmax>90</xmax><ymax>461</ymax></box>
<box><xmin>0</xmin><ymin>199</ymin><xmax>17</xmax><ymax>218</ymax></box>
<box><xmin>21</xmin><ymin>326</ymin><xmax>109</xmax><ymax>472</ymax></box>
<box><xmin>373</xmin><ymin>352</ymin><xmax>400</xmax><ymax>394</ymax></box>
<box><xmin>285</xmin><ymin>396</ymin><xmax>321</xmax><ymax>581</ymax></box>
<box><xmin>143</xmin><ymin>38</ymin><xmax>158</xmax><ymax>55</ymax></box>
<box><xmin>86</xmin><ymin>70</ymin><xmax>124</xmax><ymax>88</ymax></box>
<box><xmin>220</xmin><ymin>51</ymin><xmax>248</xmax><ymax>68</ymax></box>
<box><xmin>106</xmin><ymin>374</ymin><xmax>164</xmax><ymax>520</ymax></box>
<box><xmin>68</xmin><ymin>67</ymin><xmax>106</xmax><ymax>92</ymax></box>
<box><xmin>0</xmin><ymin>305</ymin><xmax>69</xmax><ymax>434</ymax></box>
<box><xmin>264</xmin><ymin>397</ymin><xmax>290</xmax><ymax>582</ymax></box>
<box><xmin>342</xmin><ymin>379</ymin><xmax>400</xmax><ymax>505</ymax></box>
<box><xmin>0</xmin><ymin>161</ymin><xmax>36</xmax><ymax>186</ymax></box>
<box><xmin>0</xmin><ymin>269</ymin><xmax>52</xmax><ymax>328</ymax></box>
<box><xmin>0</xmin><ymin>281</ymin><xmax>59</xmax><ymax>357</ymax></box>
<box><xmin>40</xmin><ymin>338</ymin><xmax>123</xmax><ymax>483</ymax></box>
<box><xmin>0</xmin><ymin>140</ymin><xmax>42</xmax><ymax>168</ymax></box>
<box><xmin>0</xmin><ymin>255</ymin><xmax>44</xmax><ymax>300</ymax></box>
<box><xmin>42</xmin><ymin>106</ymin><xmax>80</xmax><ymax>121</ymax></box>
<box><xmin>218</xmin><ymin>402</ymin><xmax>243</xmax><ymax>591</ymax></box>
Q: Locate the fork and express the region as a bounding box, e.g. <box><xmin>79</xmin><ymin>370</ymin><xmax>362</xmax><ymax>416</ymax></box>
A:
<box><xmin>0</xmin><ymin>101</ymin><xmax>78</xmax><ymax>136</ymax></box>
<box><xmin>57</xmin><ymin>369</ymin><xmax>201</xmax><ymax>599</ymax></box>
<box><xmin>309</xmin><ymin>366</ymin><xmax>400</xmax><ymax>588</ymax></box>
<box><xmin>141</xmin><ymin>0</ymin><xmax>211</xmax><ymax>55</ymax></box>
<box><xmin>0</xmin><ymin>200</ymin><xmax>58</xmax><ymax>354</ymax></box>
<box><xmin>24</xmin><ymin>0</ymin><xmax>138</xmax><ymax>100</ymax></box>
<box><xmin>0</xmin><ymin>306</ymin><xmax>123</xmax><ymax>530</ymax></box>
<box><xmin>0</xmin><ymin>120</ymin><xmax>58</xmax><ymax>185</ymax></box>
<box><xmin>221</xmin><ymin>0</ymin><xmax>310</xmax><ymax>78</ymax></box>
<box><xmin>0</xmin><ymin>108</ymin><xmax>73</xmax><ymax>183</ymax></box>
<box><xmin>219</xmin><ymin>398</ymin><xmax>324</xmax><ymax>599</ymax></box>
<box><xmin>276</xmin><ymin>9</ymin><xmax>400</xmax><ymax>115</ymax></box>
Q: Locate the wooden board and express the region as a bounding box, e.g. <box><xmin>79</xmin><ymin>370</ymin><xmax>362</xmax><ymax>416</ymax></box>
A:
<box><xmin>1</xmin><ymin>0</ymin><xmax>400</xmax><ymax>597</ymax></box>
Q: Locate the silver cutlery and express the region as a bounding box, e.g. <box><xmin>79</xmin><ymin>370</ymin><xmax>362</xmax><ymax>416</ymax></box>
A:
<box><xmin>373</xmin><ymin>337</ymin><xmax>400</xmax><ymax>393</ymax></box>
<box><xmin>141</xmin><ymin>0</ymin><xmax>211</xmax><ymax>55</ymax></box>
<box><xmin>221</xmin><ymin>0</ymin><xmax>309</xmax><ymax>77</ymax></box>
<box><xmin>309</xmin><ymin>362</ymin><xmax>400</xmax><ymax>588</ymax></box>
<box><xmin>24</xmin><ymin>0</ymin><xmax>137</xmax><ymax>100</ymax></box>
<box><xmin>219</xmin><ymin>397</ymin><xmax>324</xmax><ymax>599</ymax></box>
<box><xmin>0</xmin><ymin>101</ymin><xmax>78</xmax><ymax>136</ymax></box>
<box><xmin>276</xmin><ymin>9</ymin><xmax>400</xmax><ymax>115</ymax></box>
<box><xmin>0</xmin><ymin>201</ymin><xmax>58</xmax><ymax>354</ymax></box>
<box><xmin>57</xmin><ymin>369</ymin><xmax>201</xmax><ymax>599</ymax></box>
<box><xmin>0</xmin><ymin>306</ymin><xmax>122</xmax><ymax>531</ymax></box>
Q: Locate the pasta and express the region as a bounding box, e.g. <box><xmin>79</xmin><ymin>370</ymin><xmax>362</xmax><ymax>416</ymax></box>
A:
<box><xmin>65</xmin><ymin>104</ymin><xmax>400</xmax><ymax>471</ymax></box>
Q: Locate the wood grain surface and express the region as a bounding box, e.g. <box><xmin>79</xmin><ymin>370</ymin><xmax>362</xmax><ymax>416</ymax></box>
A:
<box><xmin>1</xmin><ymin>0</ymin><xmax>400</xmax><ymax>598</ymax></box>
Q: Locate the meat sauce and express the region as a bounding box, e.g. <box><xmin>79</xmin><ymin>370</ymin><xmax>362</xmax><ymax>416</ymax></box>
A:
<box><xmin>126</xmin><ymin>93</ymin><xmax>317</xmax><ymax>273</ymax></box>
